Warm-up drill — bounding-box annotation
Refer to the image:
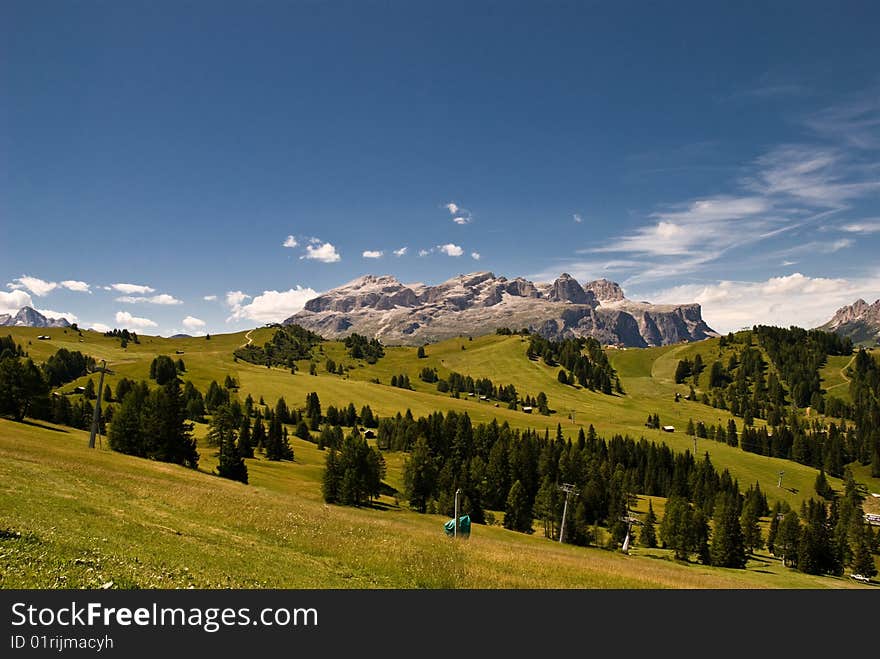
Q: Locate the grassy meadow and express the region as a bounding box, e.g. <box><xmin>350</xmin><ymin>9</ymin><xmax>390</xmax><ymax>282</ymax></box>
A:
<box><xmin>1</xmin><ymin>325</ymin><xmax>878</xmax><ymax>588</ymax></box>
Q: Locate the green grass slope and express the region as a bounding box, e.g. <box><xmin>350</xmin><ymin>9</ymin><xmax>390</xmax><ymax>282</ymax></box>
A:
<box><xmin>4</xmin><ymin>326</ymin><xmax>854</xmax><ymax>512</ymax></box>
<box><xmin>1</xmin><ymin>418</ymin><xmax>868</xmax><ymax>589</ymax></box>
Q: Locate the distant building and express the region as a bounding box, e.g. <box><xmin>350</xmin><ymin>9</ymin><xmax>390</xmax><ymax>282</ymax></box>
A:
<box><xmin>363</xmin><ymin>430</ymin><xmax>376</xmax><ymax>439</ymax></box>
<box><xmin>662</xmin><ymin>425</ymin><xmax>675</xmax><ymax>433</ymax></box>
<box><xmin>37</xmin><ymin>335</ymin><xmax>50</xmax><ymax>340</ymax></box>
<box><xmin>522</xmin><ymin>406</ymin><xmax>533</xmax><ymax>414</ymax></box>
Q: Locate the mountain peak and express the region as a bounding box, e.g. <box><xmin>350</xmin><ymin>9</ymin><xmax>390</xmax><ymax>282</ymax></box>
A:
<box><xmin>287</xmin><ymin>271</ymin><xmax>715</xmax><ymax>346</ymax></box>
<box><xmin>0</xmin><ymin>306</ymin><xmax>71</xmax><ymax>329</ymax></box>
<box><xmin>819</xmin><ymin>297</ymin><xmax>880</xmax><ymax>344</ymax></box>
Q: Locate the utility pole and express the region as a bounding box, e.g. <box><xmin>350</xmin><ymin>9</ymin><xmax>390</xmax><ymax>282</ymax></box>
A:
<box><xmin>694</xmin><ymin>435</ymin><xmax>697</xmax><ymax>456</ymax></box>
<box><xmin>88</xmin><ymin>360</ymin><xmax>108</xmax><ymax>449</ymax></box>
<box><xmin>777</xmin><ymin>471</ymin><xmax>784</xmax><ymax>488</ymax></box>
<box><xmin>454</xmin><ymin>488</ymin><xmax>461</xmax><ymax>538</ymax></box>
<box><xmin>558</xmin><ymin>483</ymin><xmax>579</xmax><ymax>543</ymax></box>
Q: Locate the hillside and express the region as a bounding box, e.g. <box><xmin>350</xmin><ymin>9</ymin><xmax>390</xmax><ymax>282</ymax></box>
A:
<box><xmin>0</xmin><ymin>418</ymin><xmax>868</xmax><ymax>589</ymax></box>
<box><xmin>1</xmin><ymin>325</ymin><xmax>878</xmax><ymax>588</ymax></box>
<box><xmin>286</xmin><ymin>272</ymin><xmax>717</xmax><ymax>347</ymax></box>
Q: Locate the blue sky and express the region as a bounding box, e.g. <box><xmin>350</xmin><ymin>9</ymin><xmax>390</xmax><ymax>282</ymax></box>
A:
<box><xmin>2</xmin><ymin>1</ymin><xmax>879</xmax><ymax>335</ymax></box>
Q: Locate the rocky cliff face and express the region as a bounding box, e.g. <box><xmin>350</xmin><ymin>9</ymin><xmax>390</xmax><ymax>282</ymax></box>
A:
<box><xmin>0</xmin><ymin>307</ymin><xmax>71</xmax><ymax>328</ymax></box>
<box><xmin>286</xmin><ymin>272</ymin><xmax>717</xmax><ymax>347</ymax></box>
<box><xmin>818</xmin><ymin>298</ymin><xmax>880</xmax><ymax>344</ymax></box>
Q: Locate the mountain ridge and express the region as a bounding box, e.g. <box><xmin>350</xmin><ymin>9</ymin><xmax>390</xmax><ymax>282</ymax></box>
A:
<box><xmin>0</xmin><ymin>306</ymin><xmax>71</xmax><ymax>329</ymax></box>
<box><xmin>287</xmin><ymin>272</ymin><xmax>717</xmax><ymax>347</ymax></box>
<box><xmin>818</xmin><ymin>298</ymin><xmax>880</xmax><ymax>345</ymax></box>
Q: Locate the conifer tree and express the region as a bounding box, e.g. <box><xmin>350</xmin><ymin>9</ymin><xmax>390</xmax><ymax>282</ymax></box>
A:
<box><xmin>212</xmin><ymin>405</ymin><xmax>248</xmax><ymax>484</ymax></box>
<box><xmin>322</xmin><ymin>447</ymin><xmax>341</xmax><ymax>503</ymax></box>
<box><xmin>504</xmin><ymin>480</ymin><xmax>533</xmax><ymax>533</ymax></box>
<box><xmin>852</xmin><ymin>526</ymin><xmax>878</xmax><ymax>579</ymax></box>
<box><xmin>639</xmin><ymin>500</ymin><xmax>658</xmax><ymax>548</ymax></box>
<box><xmin>238</xmin><ymin>416</ymin><xmax>253</xmax><ymax>458</ymax></box>
<box><xmin>710</xmin><ymin>492</ymin><xmax>746</xmax><ymax>568</ymax></box>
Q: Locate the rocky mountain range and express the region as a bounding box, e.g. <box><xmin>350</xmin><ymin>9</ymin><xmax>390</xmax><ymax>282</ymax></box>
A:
<box><xmin>818</xmin><ymin>298</ymin><xmax>880</xmax><ymax>345</ymax></box>
<box><xmin>0</xmin><ymin>307</ymin><xmax>71</xmax><ymax>329</ymax></box>
<box><xmin>286</xmin><ymin>272</ymin><xmax>717</xmax><ymax>347</ymax></box>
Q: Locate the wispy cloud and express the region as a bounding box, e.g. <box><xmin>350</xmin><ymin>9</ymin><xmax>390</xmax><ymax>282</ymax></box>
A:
<box><xmin>418</xmin><ymin>248</ymin><xmax>431</xmax><ymax>257</ymax></box>
<box><xmin>840</xmin><ymin>219</ymin><xmax>880</xmax><ymax>234</ymax></box>
<box><xmin>362</xmin><ymin>250</ymin><xmax>383</xmax><ymax>259</ymax></box>
<box><xmin>114</xmin><ymin>310</ymin><xmax>157</xmax><ymax>329</ymax></box>
<box><xmin>115</xmin><ymin>293</ymin><xmax>183</xmax><ymax>305</ymax></box>
<box><xmin>393</xmin><ymin>247</ymin><xmax>408</xmax><ymax>257</ymax></box>
<box><xmin>111</xmin><ymin>283</ymin><xmax>155</xmax><ymax>295</ymax></box>
<box><xmin>573</xmin><ymin>214</ymin><xmax>583</xmax><ymax>224</ymax></box>
<box><xmin>471</xmin><ymin>251</ymin><xmax>481</xmax><ymax>260</ymax></box>
<box><xmin>203</xmin><ymin>295</ymin><xmax>218</xmax><ymax>301</ymax></box>
<box><xmin>302</xmin><ymin>241</ymin><xmax>341</xmax><ymax>263</ymax></box>
<box><xmin>804</xmin><ymin>93</ymin><xmax>880</xmax><ymax>150</ymax></box>
<box><xmin>282</xmin><ymin>235</ymin><xmax>298</xmax><ymax>248</ymax></box>
<box><xmin>89</xmin><ymin>323</ymin><xmax>112</xmax><ymax>333</ymax></box>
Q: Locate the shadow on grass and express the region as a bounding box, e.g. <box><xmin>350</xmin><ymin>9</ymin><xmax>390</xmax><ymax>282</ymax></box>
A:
<box><xmin>17</xmin><ymin>419</ymin><xmax>70</xmax><ymax>433</ymax></box>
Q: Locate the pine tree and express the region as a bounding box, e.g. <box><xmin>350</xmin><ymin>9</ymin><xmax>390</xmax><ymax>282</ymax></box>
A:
<box><xmin>212</xmin><ymin>405</ymin><xmax>248</xmax><ymax>484</ymax></box>
<box><xmin>403</xmin><ymin>437</ymin><xmax>436</xmax><ymax>513</ymax></box>
<box><xmin>504</xmin><ymin>480</ymin><xmax>533</xmax><ymax>533</ymax></box>
<box><xmin>639</xmin><ymin>500</ymin><xmax>658</xmax><ymax>548</ymax></box>
<box><xmin>852</xmin><ymin>526</ymin><xmax>878</xmax><ymax>578</ymax></box>
<box><xmin>710</xmin><ymin>492</ymin><xmax>747</xmax><ymax>568</ymax></box>
<box><xmin>238</xmin><ymin>416</ymin><xmax>253</xmax><ymax>458</ymax></box>
<box><xmin>103</xmin><ymin>384</ymin><xmax>113</xmax><ymax>402</ymax></box>
<box><xmin>322</xmin><ymin>447</ymin><xmax>342</xmax><ymax>503</ymax></box>
<box><xmin>740</xmin><ymin>497</ymin><xmax>763</xmax><ymax>554</ymax></box>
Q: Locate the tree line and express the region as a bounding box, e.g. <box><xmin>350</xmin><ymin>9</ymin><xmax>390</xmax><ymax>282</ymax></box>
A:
<box><xmin>526</xmin><ymin>335</ymin><xmax>621</xmax><ymax>394</ymax></box>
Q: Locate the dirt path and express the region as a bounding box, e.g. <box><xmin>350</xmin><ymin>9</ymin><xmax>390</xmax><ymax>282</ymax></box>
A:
<box><xmin>240</xmin><ymin>328</ymin><xmax>255</xmax><ymax>349</ymax></box>
<box><xmin>826</xmin><ymin>353</ymin><xmax>856</xmax><ymax>396</ymax></box>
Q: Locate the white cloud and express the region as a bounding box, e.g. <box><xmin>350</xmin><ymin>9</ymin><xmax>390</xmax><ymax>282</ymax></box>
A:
<box><xmin>393</xmin><ymin>247</ymin><xmax>408</xmax><ymax>257</ymax></box>
<box><xmin>283</xmin><ymin>235</ymin><xmax>298</xmax><ymax>248</ymax></box>
<box><xmin>111</xmin><ymin>283</ymin><xmax>155</xmax><ymax>295</ymax></box>
<box><xmin>418</xmin><ymin>249</ymin><xmax>431</xmax><ymax>257</ymax></box>
<box><xmin>471</xmin><ymin>251</ymin><xmax>481</xmax><ymax>260</ymax></box>
<box><xmin>362</xmin><ymin>250</ymin><xmax>384</xmax><ymax>259</ymax></box>
<box><xmin>0</xmin><ymin>290</ymin><xmax>34</xmax><ymax>314</ymax></box>
<box><xmin>89</xmin><ymin>323</ymin><xmax>112</xmax><ymax>333</ymax></box>
<box><xmin>182</xmin><ymin>316</ymin><xmax>206</xmax><ymax>331</ymax></box>
<box><xmin>804</xmin><ymin>95</ymin><xmax>880</xmax><ymax>150</ymax></box>
<box><xmin>573</xmin><ymin>214</ymin><xmax>583</xmax><ymax>223</ymax></box>
<box><xmin>114</xmin><ymin>311</ymin><xmax>157</xmax><ymax>329</ymax></box>
<box><xmin>226</xmin><ymin>287</ymin><xmax>318</xmax><ymax>323</ymax></box>
<box><xmin>438</xmin><ymin>243</ymin><xmax>464</xmax><ymax>257</ymax></box>
<box><xmin>115</xmin><ymin>293</ymin><xmax>183</xmax><ymax>305</ymax></box>
<box><xmin>593</xmin><ymin>195</ymin><xmax>771</xmax><ymax>259</ymax></box>
<box><xmin>744</xmin><ymin>146</ymin><xmax>880</xmax><ymax>208</ymax></box>
<box><xmin>203</xmin><ymin>295</ymin><xmax>218</xmax><ymax>301</ymax></box>
<box><xmin>302</xmin><ymin>241</ymin><xmax>341</xmax><ymax>263</ymax></box>
<box><xmin>36</xmin><ymin>308</ymin><xmax>78</xmax><ymax>323</ymax></box>
<box><xmin>60</xmin><ymin>280</ymin><xmax>91</xmax><ymax>293</ymax></box>
<box><xmin>840</xmin><ymin>220</ymin><xmax>880</xmax><ymax>234</ymax></box>
<box><xmin>226</xmin><ymin>291</ymin><xmax>250</xmax><ymax>308</ymax></box>
<box><xmin>8</xmin><ymin>275</ymin><xmax>58</xmax><ymax>297</ymax></box>
<box><xmin>444</xmin><ymin>201</ymin><xmax>473</xmax><ymax>224</ymax></box>
<box><xmin>650</xmin><ymin>272</ymin><xmax>880</xmax><ymax>334</ymax></box>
